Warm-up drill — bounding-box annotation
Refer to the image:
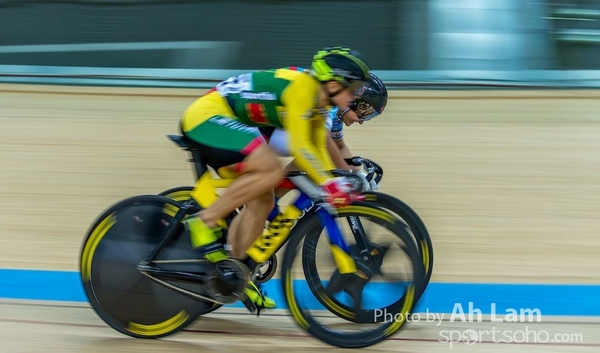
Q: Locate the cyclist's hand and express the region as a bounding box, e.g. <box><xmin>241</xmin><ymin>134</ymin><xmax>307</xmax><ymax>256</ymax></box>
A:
<box><xmin>355</xmin><ymin>169</ymin><xmax>378</xmax><ymax>192</ymax></box>
<box><xmin>369</xmin><ymin>178</ymin><xmax>379</xmax><ymax>191</ymax></box>
<box><xmin>321</xmin><ymin>177</ymin><xmax>365</xmax><ymax>207</ymax></box>
<box><xmin>344</xmin><ymin>156</ymin><xmax>363</xmax><ymax>167</ymax></box>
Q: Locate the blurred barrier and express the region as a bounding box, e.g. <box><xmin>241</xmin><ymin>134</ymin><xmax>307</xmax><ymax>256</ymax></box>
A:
<box><xmin>2</xmin><ymin>65</ymin><xmax>600</xmax><ymax>89</ymax></box>
<box><xmin>1</xmin><ymin>0</ymin><xmax>600</xmax><ymax>88</ymax></box>
<box><xmin>0</xmin><ymin>41</ymin><xmax>241</xmax><ymax>69</ymax></box>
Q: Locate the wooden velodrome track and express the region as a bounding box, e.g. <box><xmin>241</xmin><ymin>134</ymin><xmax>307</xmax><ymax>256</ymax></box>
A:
<box><xmin>1</xmin><ymin>83</ymin><xmax>599</xmax><ymax>352</ymax></box>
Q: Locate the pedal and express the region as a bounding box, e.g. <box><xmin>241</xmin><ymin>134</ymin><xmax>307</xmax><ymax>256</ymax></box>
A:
<box><xmin>241</xmin><ymin>296</ymin><xmax>258</xmax><ymax>315</ymax></box>
<box><xmin>240</xmin><ymin>292</ymin><xmax>269</xmax><ymax>317</ymax></box>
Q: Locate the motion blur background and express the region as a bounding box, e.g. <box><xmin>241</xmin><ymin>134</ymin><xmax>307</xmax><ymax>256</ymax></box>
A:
<box><xmin>1</xmin><ymin>0</ymin><xmax>600</xmax><ymax>351</ymax></box>
<box><xmin>1</xmin><ymin>0</ymin><xmax>600</xmax><ymax>86</ymax></box>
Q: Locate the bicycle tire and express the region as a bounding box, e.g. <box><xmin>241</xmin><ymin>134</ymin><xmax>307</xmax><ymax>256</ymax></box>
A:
<box><xmin>299</xmin><ymin>194</ymin><xmax>433</xmax><ymax>325</ymax></box>
<box><xmin>159</xmin><ymin>186</ymin><xmax>196</xmax><ymax>203</ymax></box>
<box><xmin>79</xmin><ymin>195</ymin><xmax>214</xmax><ymax>339</ymax></box>
<box><xmin>363</xmin><ymin>191</ymin><xmax>434</xmax><ymax>299</ymax></box>
<box><xmin>280</xmin><ymin>201</ymin><xmax>425</xmax><ymax>348</ymax></box>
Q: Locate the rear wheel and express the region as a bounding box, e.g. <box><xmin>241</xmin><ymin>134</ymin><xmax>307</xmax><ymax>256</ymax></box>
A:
<box><xmin>79</xmin><ymin>195</ymin><xmax>213</xmax><ymax>338</ymax></box>
<box><xmin>158</xmin><ymin>186</ymin><xmax>224</xmax><ymax>315</ymax></box>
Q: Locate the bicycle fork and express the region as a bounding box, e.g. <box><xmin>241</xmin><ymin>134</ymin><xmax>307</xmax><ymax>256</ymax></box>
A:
<box><xmin>315</xmin><ymin>207</ymin><xmax>361</xmax><ymax>275</ymax></box>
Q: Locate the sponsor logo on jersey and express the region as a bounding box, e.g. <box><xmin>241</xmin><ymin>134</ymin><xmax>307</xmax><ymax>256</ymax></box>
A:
<box><xmin>209</xmin><ymin>116</ymin><xmax>259</xmax><ymax>134</ymax></box>
<box><xmin>240</xmin><ymin>92</ymin><xmax>277</xmax><ymax>100</ymax></box>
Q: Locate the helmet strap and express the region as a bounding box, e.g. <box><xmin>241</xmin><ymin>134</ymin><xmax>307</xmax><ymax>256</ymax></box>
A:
<box><xmin>338</xmin><ymin>107</ymin><xmax>352</xmax><ymax>118</ymax></box>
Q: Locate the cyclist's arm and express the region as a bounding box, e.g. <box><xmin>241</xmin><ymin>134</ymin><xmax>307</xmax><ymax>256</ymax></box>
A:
<box><xmin>330</xmin><ymin>116</ymin><xmax>359</xmax><ymax>171</ymax></box>
<box><xmin>327</xmin><ymin>135</ymin><xmax>352</xmax><ymax>170</ymax></box>
<box><xmin>280</xmin><ymin>76</ymin><xmax>336</xmax><ymax>185</ymax></box>
<box><xmin>334</xmin><ymin>137</ymin><xmax>353</xmax><ymax>159</ymax></box>
<box><xmin>312</xmin><ymin>111</ymin><xmax>335</xmax><ymax>169</ymax></box>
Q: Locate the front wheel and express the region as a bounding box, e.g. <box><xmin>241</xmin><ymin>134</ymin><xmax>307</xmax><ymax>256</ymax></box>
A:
<box><xmin>280</xmin><ymin>202</ymin><xmax>425</xmax><ymax>348</ymax></box>
<box><xmin>363</xmin><ymin>191</ymin><xmax>434</xmax><ymax>300</ymax></box>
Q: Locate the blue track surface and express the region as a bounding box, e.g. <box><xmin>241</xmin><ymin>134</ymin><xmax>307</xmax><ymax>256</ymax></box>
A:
<box><xmin>1</xmin><ymin>268</ymin><xmax>598</xmax><ymax>316</ymax></box>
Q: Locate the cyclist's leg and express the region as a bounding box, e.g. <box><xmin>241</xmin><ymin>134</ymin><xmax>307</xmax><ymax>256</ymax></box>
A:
<box><xmin>182</xmin><ymin>116</ymin><xmax>283</xmax><ymax>256</ymax></box>
<box><xmin>181</xmin><ymin>114</ymin><xmax>281</xmax><ymax>309</ymax></box>
<box><xmin>274</xmin><ymin>160</ymin><xmax>300</xmax><ymax>198</ymax></box>
<box><xmin>227</xmin><ymin>189</ymin><xmax>274</xmax><ymax>259</ymax></box>
<box><xmin>205</xmin><ymin>146</ymin><xmax>281</xmax><ymax>226</ymax></box>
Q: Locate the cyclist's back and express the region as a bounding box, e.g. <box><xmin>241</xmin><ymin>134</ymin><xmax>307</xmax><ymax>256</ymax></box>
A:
<box><xmin>182</xmin><ymin>66</ymin><xmax>334</xmax><ymax>184</ymax></box>
<box><xmin>226</xmin><ymin>67</ymin><xmax>322</xmax><ymax>127</ymax></box>
<box><xmin>184</xmin><ymin>67</ymin><xmax>322</xmax><ymax>129</ymax></box>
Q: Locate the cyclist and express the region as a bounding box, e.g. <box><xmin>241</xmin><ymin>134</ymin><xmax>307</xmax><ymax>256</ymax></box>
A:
<box><xmin>179</xmin><ymin>46</ymin><xmax>372</xmax><ymax>312</ymax></box>
<box><xmin>264</xmin><ymin>71</ymin><xmax>388</xmax><ymax>175</ymax></box>
<box><xmin>327</xmin><ymin>72</ymin><xmax>388</xmax><ymax>169</ymax></box>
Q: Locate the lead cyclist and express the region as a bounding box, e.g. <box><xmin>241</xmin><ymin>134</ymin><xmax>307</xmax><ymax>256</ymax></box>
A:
<box><xmin>262</xmin><ymin>71</ymin><xmax>388</xmax><ymax>198</ymax></box>
<box><xmin>181</xmin><ymin>46</ymin><xmax>373</xmax><ymax>313</ymax></box>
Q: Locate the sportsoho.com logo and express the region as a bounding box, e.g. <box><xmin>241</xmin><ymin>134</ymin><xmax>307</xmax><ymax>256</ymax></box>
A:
<box><xmin>437</xmin><ymin>303</ymin><xmax>584</xmax><ymax>348</ymax></box>
<box><xmin>439</xmin><ymin>327</ymin><xmax>584</xmax><ymax>348</ymax></box>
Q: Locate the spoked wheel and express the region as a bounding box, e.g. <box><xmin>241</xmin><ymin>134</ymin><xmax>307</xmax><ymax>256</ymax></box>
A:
<box><xmin>362</xmin><ymin>192</ymin><xmax>433</xmax><ymax>300</ymax></box>
<box><xmin>299</xmin><ymin>195</ymin><xmax>433</xmax><ymax>324</ymax></box>
<box><xmin>79</xmin><ymin>195</ymin><xmax>215</xmax><ymax>339</ymax></box>
<box><xmin>280</xmin><ymin>202</ymin><xmax>425</xmax><ymax>348</ymax></box>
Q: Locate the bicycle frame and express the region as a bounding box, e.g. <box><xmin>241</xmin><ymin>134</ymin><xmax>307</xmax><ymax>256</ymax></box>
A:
<box><xmin>189</xmin><ymin>169</ymin><xmax>360</xmax><ymax>274</ymax></box>
<box><xmin>140</xmin><ymin>134</ymin><xmax>373</xmax><ymax>279</ymax></box>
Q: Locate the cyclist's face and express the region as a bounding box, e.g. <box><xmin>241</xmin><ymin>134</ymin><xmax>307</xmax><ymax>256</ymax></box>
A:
<box><xmin>340</xmin><ymin>109</ymin><xmax>362</xmax><ymax>126</ymax></box>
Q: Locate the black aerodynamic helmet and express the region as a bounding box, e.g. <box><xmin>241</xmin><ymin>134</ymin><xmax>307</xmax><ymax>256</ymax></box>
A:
<box><xmin>350</xmin><ymin>72</ymin><xmax>388</xmax><ymax>121</ymax></box>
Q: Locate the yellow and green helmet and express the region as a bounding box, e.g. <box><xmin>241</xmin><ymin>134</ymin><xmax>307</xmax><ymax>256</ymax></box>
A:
<box><xmin>311</xmin><ymin>46</ymin><xmax>371</xmax><ymax>85</ymax></box>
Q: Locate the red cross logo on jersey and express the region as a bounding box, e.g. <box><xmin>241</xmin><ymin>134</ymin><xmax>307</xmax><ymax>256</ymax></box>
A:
<box><xmin>247</xmin><ymin>103</ymin><xmax>268</xmax><ymax>124</ymax></box>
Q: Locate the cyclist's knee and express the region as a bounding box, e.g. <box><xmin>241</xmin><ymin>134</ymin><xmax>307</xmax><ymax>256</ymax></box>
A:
<box><xmin>242</xmin><ymin>189</ymin><xmax>275</xmax><ymax>216</ymax></box>
<box><xmin>254</xmin><ymin>190</ymin><xmax>276</xmax><ymax>211</ymax></box>
<box><xmin>245</xmin><ymin>145</ymin><xmax>284</xmax><ymax>179</ymax></box>
<box><xmin>266</xmin><ymin>163</ymin><xmax>285</xmax><ymax>187</ymax></box>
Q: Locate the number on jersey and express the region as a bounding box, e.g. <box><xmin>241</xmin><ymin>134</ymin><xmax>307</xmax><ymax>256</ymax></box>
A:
<box><xmin>216</xmin><ymin>73</ymin><xmax>253</xmax><ymax>96</ymax></box>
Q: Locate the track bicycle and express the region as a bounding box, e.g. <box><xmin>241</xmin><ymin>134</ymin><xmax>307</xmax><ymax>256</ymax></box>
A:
<box><xmin>159</xmin><ymin>135</ymin><xmax>434</xmax><ymax>310</ymax></box>
<box><xmin>79</xmin><ymin>134</ymin><xmax>426</xmax><ymax>348</ymax></box>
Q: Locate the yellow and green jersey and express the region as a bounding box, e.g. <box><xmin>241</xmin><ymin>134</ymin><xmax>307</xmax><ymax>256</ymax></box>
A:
<box><xmin>182</xmin><ymin>67</ymin><xmax>336</xmax><ymax>185</ymax></box>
